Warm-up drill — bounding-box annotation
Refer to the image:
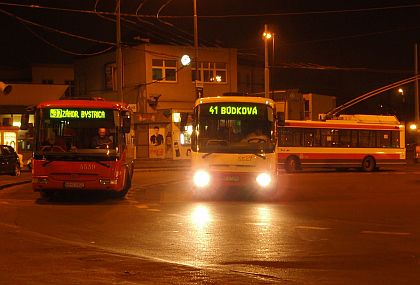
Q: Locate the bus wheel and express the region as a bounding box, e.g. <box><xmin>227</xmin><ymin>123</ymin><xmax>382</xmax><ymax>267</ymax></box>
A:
<box><xmin>40</xmin><ymin>190</ymin><xmax>55</xmax><ymax>201</ymax></box>
<box><xmin>116</xmin><ymin>172</ymin><xmax>131</xmax><ymax>198</ymax></box>
<box><xmin>285</xmin><ymin>156</ymin><xmax>300</xmax><ymax>172</ymax></box>
<box><xmin>361</xmin><ymin>156</ymin><xmax>376</xmax><ymax>172</ymax></box>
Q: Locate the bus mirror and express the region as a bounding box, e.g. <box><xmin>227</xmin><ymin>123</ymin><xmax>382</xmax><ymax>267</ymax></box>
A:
<box><xmin>122</xmin><ymin>117</ymin><xmax>131</xmax><ymax>133</ymax></box>
<box><xmin>20</xmin><ymin>114</ymin><xmax>29</xmax><ymax>130</ymax></box>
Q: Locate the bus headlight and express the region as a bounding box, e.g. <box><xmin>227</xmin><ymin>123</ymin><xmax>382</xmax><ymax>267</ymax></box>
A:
<box><xmin>193</xmin><ymin>170</ymin><xmax>211</xmax><ymax>188</ymax></box>
<box><xmin>256</xmin><ymin>173</ymin><xmax>271</xmax><ymax>188</ymax></box>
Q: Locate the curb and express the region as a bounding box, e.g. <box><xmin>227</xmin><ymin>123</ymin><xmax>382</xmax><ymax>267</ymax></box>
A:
<box><xmin>0</xmin><ymin>180</ymin><xmax>32</xmax><ymax>190</ymax></box>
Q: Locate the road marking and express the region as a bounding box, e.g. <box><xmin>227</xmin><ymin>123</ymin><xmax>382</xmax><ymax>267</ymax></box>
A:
<box><xmin>361</xmin><ymin>230</ymin><xmax>411</xmax><ymax>236</ymax></box>
<box><xmin>147</xmin><ymin>208</ymin><xmax>161</xmax><ymax>212</ymax></box>
<box><xmin>295</xmin><ymin>226</ymin><xmax>331</xmax><ymax>230</ymax></box>
<box><xmin>246</xmin><ymin>223</ymin><xmax>270</xmax><ymax>226</ymax></box>
<box><xmin>135</xmin><ymin>204</ymin><xmax>149</xmax><ymax>209</ymax></box>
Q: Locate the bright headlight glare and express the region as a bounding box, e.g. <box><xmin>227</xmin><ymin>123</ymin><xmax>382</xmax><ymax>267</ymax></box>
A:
<box><xmin>193</xmin><ymin>170</ymin><xmax>210</xmax><ymax>188</ymax></box>
<box><xmin>256</xmin><ymin>173</ymin><xmax>271</xmax><ymax>188</ymax></box>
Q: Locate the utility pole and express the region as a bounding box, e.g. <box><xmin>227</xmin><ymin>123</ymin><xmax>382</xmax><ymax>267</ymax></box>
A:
<box><xmin>116</xmin><ymin>0</ymin><xmax>123</xmax><ymax>102</ymax></box>
<box><xmin>264</xmin><ymin>24</ymin><xmax>270</xmax><ymax>98</ymax></box>
<box><xmin>415</xmin><ymin>43</ymin><xmax>419</xmax><ymax>122</ymax></box>
<box><xmin>193</xmin><ymin>0</ymin><xmax>202</xmax><ymax>99</ymax></box>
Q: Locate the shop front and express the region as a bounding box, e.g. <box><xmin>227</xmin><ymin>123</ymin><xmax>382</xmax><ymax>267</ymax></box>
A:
<box><xmin>134</xmin><ymin>109</ymin><xmax>193</xmax><ymax>160</ymax></box>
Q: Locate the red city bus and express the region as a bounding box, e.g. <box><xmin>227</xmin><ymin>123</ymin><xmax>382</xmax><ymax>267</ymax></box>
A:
<box><xmin>31</xmin><ymin>98</ymin><xmax>134</xmax><ymax>199</ymax></box>
<box><xmin>277</xmin><ymin>115</ymin><xmax>406</xmax><ymax>172</ymax></box>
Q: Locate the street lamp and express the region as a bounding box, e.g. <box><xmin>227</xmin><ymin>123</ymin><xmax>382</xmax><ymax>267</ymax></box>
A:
<box><xmin>398</xmin><ymin>88</ymin><xmax>405</xmax><ymax>103</ymax></box>
<box><xmin>181</xmin><ymin>54</ymin><xmax>191</xmax><ymax>67</ymax></box>
<box><xmin>262</xmin><ymin>25</ymin><xmax>272</xmax><ymax>98</ymax></box>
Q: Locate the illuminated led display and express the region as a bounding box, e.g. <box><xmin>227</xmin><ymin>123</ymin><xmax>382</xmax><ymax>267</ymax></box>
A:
<box><xmin>49</xmin><ymin>109</ymin><xmax>106</xmax><ymax>119</ymax></box>
<box><xmin>208</xmin><ymin>105</ymin><xmax>258</xmax><ymax>116</ymax></box>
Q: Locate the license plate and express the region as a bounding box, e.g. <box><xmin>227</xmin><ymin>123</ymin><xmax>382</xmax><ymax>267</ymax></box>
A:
<box><xmin>224</xmin><ymin>176</ymin><xmax>240</xmax><ymax>182</ymax></box>
<box><xmin>64</xmin><ymin>181</ymin><xmax>85</xmax><ymax>189</ymax></box>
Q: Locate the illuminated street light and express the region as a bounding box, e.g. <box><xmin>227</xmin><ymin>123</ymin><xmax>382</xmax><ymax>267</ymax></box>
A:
<box><xmin>263</xmin><ymin>31</ymin><xmax>272</xmax><ymax>40</ymax></box>
<box><xmin>181</xmin><ymin>54</ymin><xmax>191</xmax><ymax>66</ymax></box>
<box><xmin>409</xmin><ymin>123</ymin><xmax>417</xmax><ymax>131</ymax></box>
<box><xmin>398</xmin><ymin>87</ymin><xmax>406</xmax><ymax>106</ymax></box>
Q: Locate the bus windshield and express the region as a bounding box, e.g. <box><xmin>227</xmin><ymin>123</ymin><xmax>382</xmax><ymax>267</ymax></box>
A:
<box><xmin>34</xmin><ymin>108</ymin><xmax>123</xmax><ymax>160</ymax></box>
<box><xmin>195</xmin><ymin>102</ymin><xmax>276</xmax><ymax>154</ymax></box>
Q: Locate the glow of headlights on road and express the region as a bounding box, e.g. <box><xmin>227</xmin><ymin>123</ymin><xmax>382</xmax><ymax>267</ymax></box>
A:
<box><xmin>193</xmin><ymin>170</ymin><xmax>210</xmax><ymax>188</ymax></box>
<box><xmin>191</xmin><ymin>205</ymin><xmax>211</xmax><ymax>228</ymax></box>
<box><xmin>256</xmin><ymin>173</ymin><xmax>271</xmax><ymax>188</ymax></box>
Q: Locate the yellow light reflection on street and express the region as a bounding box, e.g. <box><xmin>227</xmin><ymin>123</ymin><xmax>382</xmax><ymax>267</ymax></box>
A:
<box><xmin>191</xmin><ymin>205</ymin><xmax>211</xmax><ymax>228</ymax></box>
<box><xmin>257</xmin><ymin>206</ymin><xmax>272</xmax><ymax>224</ymax></box>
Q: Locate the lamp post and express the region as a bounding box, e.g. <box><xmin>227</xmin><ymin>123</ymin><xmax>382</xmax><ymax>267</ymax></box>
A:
<box><xmin>415</xmin><ymin>43</ymin><xmax>419</xmax><ymax>123</ymax></box>
<box><xmin>193</xmin><ymin>0</ymin><xmax>201</xmax><ymax>98</ymax></box>
<box><xmin>263</xmin><ymin>25</ymin><xmax>272</xmax><ymax>98</ymax></box>
<box><xmin>398</xmin><ymin>88</ymin><xmax>405</xmax><ymax>103</ymax></box>
<box><xmin>398</xmin><ymin>88</ymin><xmax>406</xmax><ymax>123</ymax></box>
<box><xmin>116</xmin><ymin>0</ymin><xmax>123</xmax><ymax>102</ymax></box>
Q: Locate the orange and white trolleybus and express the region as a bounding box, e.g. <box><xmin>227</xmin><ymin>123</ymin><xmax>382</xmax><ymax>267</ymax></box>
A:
<box><xmin>277</xmin><ymin>114</ymin><xmax>406</xmax><ymax>172</ymax></box>
<box><xmin>31</xmin><ymin>98</ymin><xmax>134</xmax><ymax>199</ymax></box>
<box><xmin>190</xmin><ymin>96</ymin><xmax>278</xmax><ymax>197</ymax></box>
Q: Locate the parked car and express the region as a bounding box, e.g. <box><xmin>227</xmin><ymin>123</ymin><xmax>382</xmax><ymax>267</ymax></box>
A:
<box><xmin>0</xmin><ymin>145</ymin><xmax>21</xmax><ymax>176</ymax></box>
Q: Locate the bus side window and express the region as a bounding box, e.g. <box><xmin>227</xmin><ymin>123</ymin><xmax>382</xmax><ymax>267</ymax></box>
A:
<box><xmin>304</xmin><ymin>129</ymin><xmax>314</xmax><ymax>147</ymax></box>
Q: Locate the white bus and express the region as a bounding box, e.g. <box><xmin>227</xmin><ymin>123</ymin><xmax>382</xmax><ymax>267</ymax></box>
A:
<box><xmin>278</xmin><ymin>114</ymin><xmax>406</xmax><ymax>172</ymax></box>
<box><xmin>190</xmin><ymin>96</ymin><xmax>278</xmax><ymax>196</ymax></box>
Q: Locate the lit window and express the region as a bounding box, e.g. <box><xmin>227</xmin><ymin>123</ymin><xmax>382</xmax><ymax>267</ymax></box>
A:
<box><xmin>192</xmin><ymin>62</ymin><xmax>227</xmax><ymax>83</ymax></box>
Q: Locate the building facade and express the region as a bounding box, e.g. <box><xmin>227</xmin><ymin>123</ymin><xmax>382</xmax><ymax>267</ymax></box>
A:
<box><xmin>74</xmin><ymin>44</ymin><xmax>238</xmax><ymax>159</ymax></box>
<box><xmin>0</xmin><ymin>64</ymin><xmax>73</xmax><ymax>164</ymax></box>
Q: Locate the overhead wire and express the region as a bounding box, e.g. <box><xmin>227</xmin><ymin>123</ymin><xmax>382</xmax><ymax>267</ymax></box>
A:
<box><xmin>1</xmin><ymin>2</ymin><xmax>418</xmax><ymax>19</ymax></box>
<box><xmin>0</xmin><ymin>7</ymin><xmax>115</xmax><ymax>56</ymax></box>
<box><xmin>156</xmin><ymin>0</ymin><xmax>195</xmax><ymax>45</ymax></box>
<box><xmin>1</xmin><ymin>1</ymin><xmax>417</xmax><ymax>70</ymax></box>
<box><xmin>0</xmin><ymin>7</ymin><xmax>115</xmax><ymax>45</ymax></box>
<box><xmin>134</xmin><ymin>0</ymin><xmax>192</xmax><ymax>46</ymax></box>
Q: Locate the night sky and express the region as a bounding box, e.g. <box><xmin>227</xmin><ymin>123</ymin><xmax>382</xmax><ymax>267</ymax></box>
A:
<box><xmin>1</xmin><ymin>0</ymin><xmax>419</xmax><ymax>114</ymax></box>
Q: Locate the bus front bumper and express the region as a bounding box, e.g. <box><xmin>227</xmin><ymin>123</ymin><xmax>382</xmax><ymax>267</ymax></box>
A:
<box><xmin>32</xmin><ymin>176</ymin><xmax>121</xmax><ymax>192</ymax></box>
<box><xmin>192</xmin><ymin>169</ymin><xmax>277</xmax><ymax>191</ymax></box>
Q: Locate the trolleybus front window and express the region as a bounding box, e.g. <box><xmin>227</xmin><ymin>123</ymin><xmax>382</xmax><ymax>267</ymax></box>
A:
<box><xmin>196</xmin><ymin>103</ymin><xmax>275</xmax><ymax>154</ymax></box>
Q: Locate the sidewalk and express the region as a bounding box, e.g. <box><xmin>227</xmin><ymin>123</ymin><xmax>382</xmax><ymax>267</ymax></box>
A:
<box><xmin>0</xmin><ymin>171</ymin><xmax>32</xmax><ymax>190</ymax></box>
<box><xmin>0</xmin><ymin>159</ymin><xmax>191</xmax><ymax>190</ymax></box>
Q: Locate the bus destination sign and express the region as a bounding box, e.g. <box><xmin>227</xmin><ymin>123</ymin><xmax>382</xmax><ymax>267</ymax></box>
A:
<box><xmin>208</xmin><ymin>105</ymin><xmax>259</xmax><ymax>116</ymax></box>
<box><xmin>49</xmin><ymin>109</ymin><xmax>106</xmax><ymax>119</ymax></box>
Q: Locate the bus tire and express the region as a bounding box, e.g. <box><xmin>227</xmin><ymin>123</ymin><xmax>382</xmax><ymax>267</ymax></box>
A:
<box><xmin>285</xmin><ymin>156</ymin><xmax>300</xmax><ymax>172</ymax></box>
<box><xmin>40</xmin><ymin>190</ymin><xmax>55</xmax><ymax>201</ymax></box>
<box><xmin>116</xmin><ymin>171</ymin><xmax>131</xmax><ymax>198</ymax></box>
<box><xmin>361</xmin><ymin>156</ymin><xmax>376</xmax><ymax>172</ymax></box>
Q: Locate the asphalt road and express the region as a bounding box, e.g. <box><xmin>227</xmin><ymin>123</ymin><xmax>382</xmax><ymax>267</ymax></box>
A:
<box><xmin>1</xmin><ymin>166</ymin><xmax>420</xmax><ymax>284</ymax></box>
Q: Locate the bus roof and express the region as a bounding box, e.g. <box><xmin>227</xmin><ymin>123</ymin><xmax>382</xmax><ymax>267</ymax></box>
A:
<box><xmin>285</xmin><ymin>118</ymin><xmax>404</xmax><ymax>130</ymax></box>
<box><xmin>36</xmin><ymin>99</ymin><xmax>130</xmax><ymax>111</ymax></box>
<box><xmin>335</xmin><ymin>114</ymin><xmax>400</xmax><ymax>124</ymax></box>
<box><xmin>194</xmin><ymin>96</ymin><xmax>275</xmax><ymax>108</ymax></box>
